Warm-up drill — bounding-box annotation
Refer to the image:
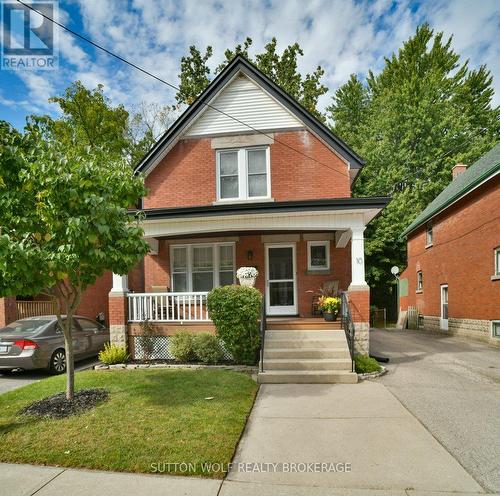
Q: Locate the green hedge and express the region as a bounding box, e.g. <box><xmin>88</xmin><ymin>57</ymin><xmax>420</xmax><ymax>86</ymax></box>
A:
<box><xmin>170</xmin><ymin>332</ymin><xmax>196</xmax><ymax>362</ymax></box>
<box><xmin>354</xmin><ymin>354</ymin><xmax>381</xmax><ymax>374</ymax></box>
<box><xmin>192</xmin><ymin>333</ymin><xmax>224</xmax><ymax>364</ymax></box>
<box><xmin>207</xmin><ymin>285</ymin><xmax>261</xmax><ymax>365</ymax></box>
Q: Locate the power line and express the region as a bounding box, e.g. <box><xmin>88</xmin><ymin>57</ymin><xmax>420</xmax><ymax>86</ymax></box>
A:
<box><xmin>407</xmin><ymin>213</ymin><xmax>500</xmax><ymax>259</ymax></box>
<box><xmin>16</xmin><ymin>0</ymin><xmax>351</xmax><ymax>179</ymax></box>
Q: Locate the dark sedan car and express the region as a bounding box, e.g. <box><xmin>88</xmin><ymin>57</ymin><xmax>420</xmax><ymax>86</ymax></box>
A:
<box><xmin>0</xmin><ymin>315</ymin><xmax>109</xmax><ymax>374</ymax></box>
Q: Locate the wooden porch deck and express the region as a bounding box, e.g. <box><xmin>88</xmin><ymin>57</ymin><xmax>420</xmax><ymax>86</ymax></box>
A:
<box><xmin>128</xmin><ymin>316</ymin><xmax>341</xmax><ymax>335</ymax></box>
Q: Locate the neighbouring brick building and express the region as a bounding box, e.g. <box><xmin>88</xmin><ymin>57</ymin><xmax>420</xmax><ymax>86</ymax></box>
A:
<box><xmin>399</xmin><ymin>144</ymin><xmax>500</xmax><ymax>347</ymax></box>
<box><xmin>1</xmin><ymin>56</ymin><xmax>390</xmax><ymax>381</ymax></box>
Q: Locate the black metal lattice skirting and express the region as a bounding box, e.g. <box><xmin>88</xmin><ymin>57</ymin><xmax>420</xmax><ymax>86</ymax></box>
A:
<box><xmin>132</xmin><ymin>335</ymin><xmax>233</xmax><ymax>361</ymax></box>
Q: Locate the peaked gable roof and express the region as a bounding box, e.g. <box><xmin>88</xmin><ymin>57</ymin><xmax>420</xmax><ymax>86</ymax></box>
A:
<box><xmin>402</xmin><ymin>143</ymin><xmax>500</xmax><ymax>237</ymax></box>
<box><xmin>134</xmin><ymin>55</ymin><xmax>365</xmax><ymax>175</ymax></box>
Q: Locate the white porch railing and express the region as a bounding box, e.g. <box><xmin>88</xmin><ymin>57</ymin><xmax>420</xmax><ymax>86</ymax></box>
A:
<box><xmin>127</xmin><ymin>292</ymin><xmax>210</xmax><ymax>322</ymax></box>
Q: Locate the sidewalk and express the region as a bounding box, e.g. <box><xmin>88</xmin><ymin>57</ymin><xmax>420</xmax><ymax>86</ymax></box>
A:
<box><xmin>1</xmin><ymin>382</ymin><xmax>498</xmax><ymax>496</ymax></box>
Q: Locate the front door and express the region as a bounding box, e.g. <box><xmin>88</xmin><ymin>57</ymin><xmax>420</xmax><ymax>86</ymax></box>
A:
<box><xmin>265</xmin><ymin>244</ymin><xmax>297</xmax><ymax>316</ymax></box>
<box><xmin>440</xmin><ymin>284</ymin><xmax>448</xmax><ymax>330</ymax></box>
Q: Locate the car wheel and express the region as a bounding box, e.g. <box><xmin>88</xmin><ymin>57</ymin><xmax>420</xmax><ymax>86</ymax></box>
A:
<box><xmin>49</xmin><ymin>349</ymin><xmax>66</xmax><ymax>374</ymax></box>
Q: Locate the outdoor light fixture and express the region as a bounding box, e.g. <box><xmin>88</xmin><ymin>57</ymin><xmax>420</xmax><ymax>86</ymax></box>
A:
<box><xmin>247</xmin><ymin>250</ymin><xmax>253</xmax><ymax>261</ymax></box>
<box><xmin>391</xmin><ymin>266</ymin><xmax>400</xmax><ymax>276</ymax></box>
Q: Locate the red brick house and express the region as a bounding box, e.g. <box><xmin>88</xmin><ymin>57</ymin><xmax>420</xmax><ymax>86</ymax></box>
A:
<box><xmin>399</xmin><ymin>143</ymin><xmax>500</xmax><ymax>347</ymax></box>
<box><xmin>1</xmin><ymin>57</ymin><xmax>389</xmax><ymax>381</ymax></box>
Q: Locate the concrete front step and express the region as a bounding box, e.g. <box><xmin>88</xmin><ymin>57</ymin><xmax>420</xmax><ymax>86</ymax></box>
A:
<box><xmin>266</xmin><ymin>322</ymin><xmax>341</xmax><ymax>330</ymax></box>
<box><xmin>264</xmin><ymin>347</ymin><xmax>351</xmax><ymax>359</ymax></box>
<box><xmin>264</xmin><ymin>358</ymin><xmax>352</xmax><ymax>371</ymax></box>
<box><xmin>265</xmin><ymin>337</ymin><xmax>346</xmax><ymax>349</ymax></box>
<box><xmin>266</xmin><ymin>329</ymin><xmax>345</xmax><ymax>339</ymax></box>
<box><xmin>257</xmin><ymin>370</ymin><xmax>358</xmax><ymax>384</ymax></box>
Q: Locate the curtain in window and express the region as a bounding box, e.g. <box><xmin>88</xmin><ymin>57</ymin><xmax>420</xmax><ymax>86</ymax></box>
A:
<box><xmin>219</xmin><ymin>245</ymin><xmax>234</xmax><ymax>286</ymax></box>
<box><xmin>192</xmin><ymin>246</ymin><xmax>214</xmax><ymax>291</ymax></box>
<box><xmin>247</xmin><ymin>149</ymin><xmax>267</xmax><ymax>197</ymax></box>
<box><xmin>172</xmin><ymin>247</ymin><xmax>188</xmax><ymax>291</ymax></box>
<box><xmin>219</xmin><ymin>151</ymin><xmax>239</xmax><ymax>199</ymax></box>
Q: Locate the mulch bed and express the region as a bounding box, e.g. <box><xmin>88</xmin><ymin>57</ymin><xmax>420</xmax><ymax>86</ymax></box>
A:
<box><xmin>19</xmin><ymin>388</ymin><xmax>109</xmax><ymax>420</ymax></box>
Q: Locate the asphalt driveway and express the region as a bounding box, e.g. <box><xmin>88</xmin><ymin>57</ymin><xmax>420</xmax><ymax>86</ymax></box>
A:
<box><xmin>0</xmin><ymin>357</ymin><xmax>100</xmax><ymax>394</ymax></box>
<box><xmin>371</xmin><ymin>328</ymin><xmax>500</xmax><ymax>493</ymax></box>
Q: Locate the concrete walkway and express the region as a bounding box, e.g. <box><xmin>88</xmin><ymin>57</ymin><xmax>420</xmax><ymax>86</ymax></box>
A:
<box><xmin>223</xmin><ymin>382</ymin><xmax>486</xmax><ymax>495</ymax></box>
<box><xmin>1</xmin><ymin>380</ymin><xmax>497</xmax><ymax>496</ymax></box>
<box><xmin>372</xmin><ymin>328</ymin><xmax>500</xmax><ymax>493</ymax></box>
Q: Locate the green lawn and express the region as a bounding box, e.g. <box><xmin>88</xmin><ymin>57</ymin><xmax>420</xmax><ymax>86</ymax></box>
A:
<box><xmin>0</xmin><ymin>369</ymin><xmax>258</xmax><ymax>478</ymax></box>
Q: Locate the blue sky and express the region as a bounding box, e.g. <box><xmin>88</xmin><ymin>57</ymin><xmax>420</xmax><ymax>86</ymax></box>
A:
<box><xmin>1</xmin><ymin>0</ymin><xmax>499</xmax><ymax>130</ymax></box>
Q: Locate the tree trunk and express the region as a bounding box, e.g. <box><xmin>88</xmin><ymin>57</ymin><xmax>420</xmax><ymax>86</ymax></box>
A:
<box><xmin>62</xmin><ymin>326</ymin><xmax>75</xmax><ymax>401</ymax></box>
<box><xmin>52</xmin><ymin>282</ymin><xmax>82</xmax><ymax>402</ymax></box>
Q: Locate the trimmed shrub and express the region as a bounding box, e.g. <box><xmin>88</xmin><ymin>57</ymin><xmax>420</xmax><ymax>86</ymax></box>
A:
<box><xmin>207</xmin><ymin>285</ymin><xmax>261</xmax><ymax>365</ymax></box>
<box><xmin>138</xmin><ymin>319</ymin><xmax>155</xmax><ymax>360</ymax></box>
<box><xmin>354</xmin><ymin>354</ymin><xmax>381</xmax><ymax>374</ymax></box>
<box><xmin>170</xmin><ymin>331</ymin><xmax>196</xmax><ymax>362</ymax></box>
<box><xmin>98</xmin><ymin>343</ymin><xmax>129</xmax><ymax>365</ymax></box>
<box><xmin>192</xmin><ymin>333</ymin><xmax>224</xmax><ymax>364</ymax></box>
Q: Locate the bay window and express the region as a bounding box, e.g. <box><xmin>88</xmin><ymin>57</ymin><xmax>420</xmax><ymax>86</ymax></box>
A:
<box><xmin>216</xmin><ymin>147</ymin><xmax>270</xmax><ymax>201</ymax></box>
<box><xmin>170</xmin><ymin>243</ymin><xmax>235</xmax><ymax>292</ymax></box>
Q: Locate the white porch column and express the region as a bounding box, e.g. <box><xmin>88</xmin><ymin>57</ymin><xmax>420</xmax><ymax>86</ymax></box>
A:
<box><xmin>111</xmin><ymin>273</ymin><xmax>129</xmax><ymax>294</ymax></box>
<box><xmin>349</xmin><ymin>227</ymin><xmax>368</xmax><ymax>289</ymax></box>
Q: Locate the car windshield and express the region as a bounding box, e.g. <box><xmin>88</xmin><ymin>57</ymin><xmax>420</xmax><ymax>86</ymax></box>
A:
<box><xmin>0</xmin><ymin>319</ymin><xmax>52</xmax><ymax>335</ymax></box>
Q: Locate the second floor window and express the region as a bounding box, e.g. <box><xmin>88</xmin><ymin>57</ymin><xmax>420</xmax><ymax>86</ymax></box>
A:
<box><xmin>217</xmin><ymin>147</ymin><xmax>270</xmax><ymax>201</ymax></box>
<box><xmin>426</xmin><ymin>222</ymin><xmax>433</xmax><ymax>246</ymax></box>
<box><xmin>495</xmin><ymin>247</ymin><xmax>500</xmax><ymax>276</ymax></box>
<box><xmin>416</xmin><ymin>271</ymin><xmax>423</xmax><ymax>291</ymax></box>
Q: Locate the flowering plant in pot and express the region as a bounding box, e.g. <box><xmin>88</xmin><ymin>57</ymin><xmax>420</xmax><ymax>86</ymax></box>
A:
<box><xmin>236</xmin><ymin>267</ymin><xmax>258</xmax><ymax>287</ymax></box>
<box><xmin>318</xmin><ymin>296</ymin><xmax>341</xmax><ymax>321</ymax></box>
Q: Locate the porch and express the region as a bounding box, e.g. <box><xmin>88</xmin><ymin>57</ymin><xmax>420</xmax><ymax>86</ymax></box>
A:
<box><xmin>108</xmin><ymin>198</ymin><xmax>388</xmax><ymax>356</ymax></box>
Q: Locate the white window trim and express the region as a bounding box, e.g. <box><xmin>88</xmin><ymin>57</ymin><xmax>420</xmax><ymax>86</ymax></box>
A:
<box><xmin>491</xmin><ymin>321</ymin><xmax>500</xmax><ymax>339</ymax></box>
<box><xmin>170</xmin><ymin>242</ymin><xmax>236</xmax><ymax>292</ymax></box>
<box><xmin>215</xmin><ymin>146</ymin><xmax>271</xmax><ymax>202</ymax></box>
<box><xmin>495</xmin><ymin>247</ymin><xmax>500</xmax><ymax>276</ymax></box>
<box><xmin>307</xmin><ymin>240</ymin><xmax>330</xmax><ymax>270</ymax></box>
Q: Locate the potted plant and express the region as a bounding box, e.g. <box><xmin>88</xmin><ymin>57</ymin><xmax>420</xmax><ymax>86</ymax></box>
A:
<box><xmin>236</xmin><ymin>266</ymin><xmax>258</xmax><ymax>287</ymax></box>
<box><xmin>318</xmin><ymin>296</ymin><xmax>341</xmax><ymax>321</ymax></box>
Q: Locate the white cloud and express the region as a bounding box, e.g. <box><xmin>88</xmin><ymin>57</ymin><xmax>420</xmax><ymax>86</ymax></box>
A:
<box><xmin>5</xmin><ymin>0</ymin><xmax>499</xmax><ymax>118</ymax></box>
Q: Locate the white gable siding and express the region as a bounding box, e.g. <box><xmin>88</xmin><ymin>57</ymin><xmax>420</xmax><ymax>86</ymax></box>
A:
<box><xmin>184</xmin><ymin>74</ymin><xmax>303</xmax><ymax>137</ymax></box>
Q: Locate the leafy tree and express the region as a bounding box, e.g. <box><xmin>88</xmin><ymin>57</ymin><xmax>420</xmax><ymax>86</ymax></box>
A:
<box><xmin>127</xmin><ymin>102</ymin><xmax>179</xmax><ymax>165</ymax></box>
<box><xmin>326</xmin><ymin>74</ymin><xmax>368</xmax><ymax>152</ymax></box>
<box><xmin>29</xmin><ymin>81</ymin><xmax>174</xmax><ymax>167</ymax></box>
<box><xmin>328</xmin><ymin>24</ymin><xmax>499</xmax><ymax>303</ymax></box>
<box><xmin>0</xmin><ymin>121</ymin><xmax>148</xmax><ymax>399</ymax></box>
<box><xmin>175</xmin><ymin>38</ymin><xmax>328</xmax><ymax>119</ymax></box>
<box><xmin>44</xmin><ymin>81</ymin><xmax>130</xmax><ymax>159</ymax></box>
<box><xmin>176</xmin><ymin>45</ymin><xmax>213</xmax><ymax>105</ymax></box>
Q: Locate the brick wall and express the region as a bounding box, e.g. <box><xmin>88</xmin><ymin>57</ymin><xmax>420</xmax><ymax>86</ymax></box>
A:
<box><xmin>402</xmin><ymin>174</ymin><xmax>500</xmax><ymax>321</ymax></box>
<box><xmin>144</xmin><ymin>235</ymin><xmax>352</xmax><ymax>317</ymax></box>
<box><xmin>143</xmin><ymin>130</ymin><xmax>351</xmax><ymax>209</ymax></box>
<box><xmin>76</xmin><ymin>273</ymin><xmax>112</xmax><ymax>323</ymax></box>
<box><xmin>0</xmin><ymin>297</ymin><xmax>17</xmax><ymax>327</ymax></box>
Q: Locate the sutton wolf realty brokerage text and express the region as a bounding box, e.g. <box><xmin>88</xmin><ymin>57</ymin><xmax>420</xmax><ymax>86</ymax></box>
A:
<box><xmin>151</xmin><ymin>462</ymin><xmax>352</xmax><ymax>474</ymax></box>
